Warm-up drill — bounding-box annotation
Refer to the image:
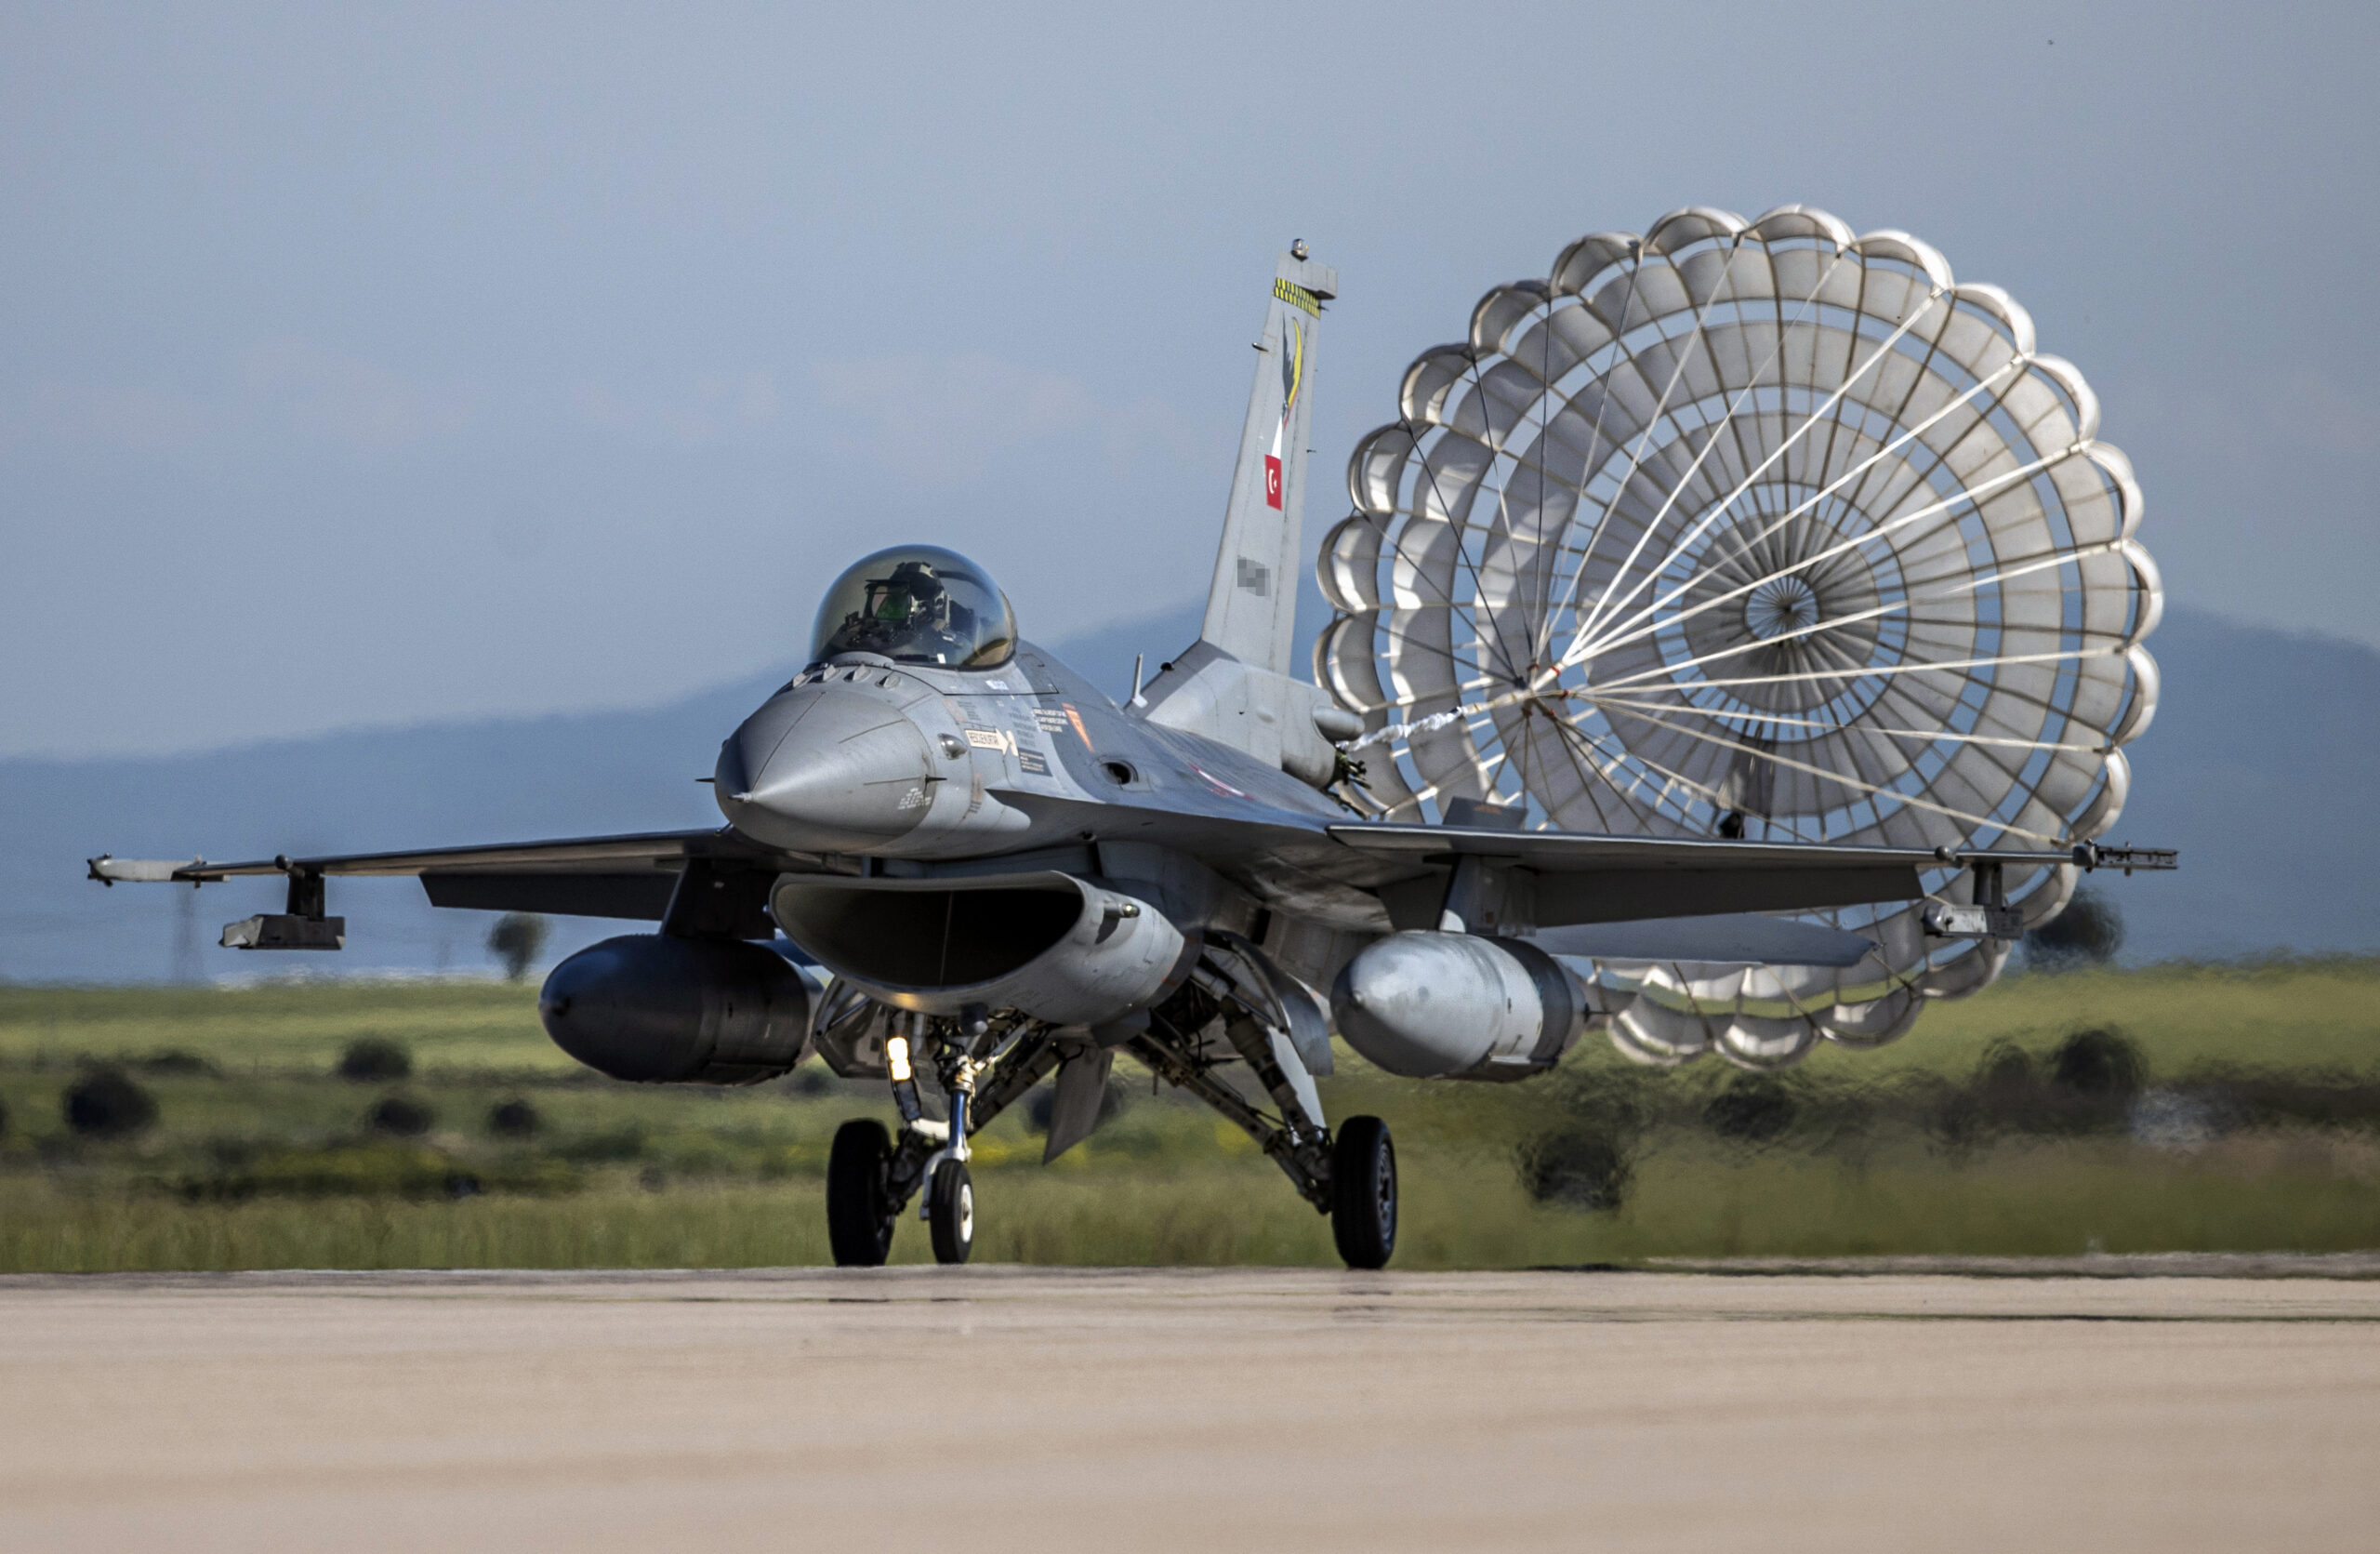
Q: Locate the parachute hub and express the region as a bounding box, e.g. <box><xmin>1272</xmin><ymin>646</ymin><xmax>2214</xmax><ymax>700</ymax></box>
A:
<box><xmin>1744</xmin><ymin>574</ymin><xmax>1820</xmax><ymax>641</ymax></box>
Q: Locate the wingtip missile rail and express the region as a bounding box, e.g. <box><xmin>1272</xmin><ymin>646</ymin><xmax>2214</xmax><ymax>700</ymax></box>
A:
<box><xmin>88</xmin><ymin>852</ymin><xmax>345</xmax><ymax>950</ymax></box>
<box><xmin>86</xmin><ymin>855</ymin><xmax>205</xmax><ymax>885</ymax></box>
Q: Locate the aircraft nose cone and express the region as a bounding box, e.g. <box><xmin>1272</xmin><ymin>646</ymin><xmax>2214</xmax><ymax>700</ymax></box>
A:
<box><xmin>716</xmin><ymin>683</ymin><xmax>937</xmax><ymax>851</ymax></box>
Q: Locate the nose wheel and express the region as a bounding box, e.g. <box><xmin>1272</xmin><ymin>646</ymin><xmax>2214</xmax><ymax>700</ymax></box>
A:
<box><xmin>1330</xmin><ymin>1115</ymin><xmax>1397</xmax><ymax>1269</ymax></box>
<box><xmin>928</xmin><ymin>1159</ymin><xmax>975</xmax><ymax>1264</ymax></box>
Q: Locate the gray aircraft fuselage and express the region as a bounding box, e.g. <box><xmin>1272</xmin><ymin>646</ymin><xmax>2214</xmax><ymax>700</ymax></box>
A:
<box><xmin>716</xmin><ymin>640</ymin><xmax>1388</xmax><ymax>947</ymax></box>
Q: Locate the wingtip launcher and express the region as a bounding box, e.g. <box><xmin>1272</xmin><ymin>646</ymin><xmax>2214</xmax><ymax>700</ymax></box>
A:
<box><xmin>86</xmin><ymin>854</ymin><xmax>214</xmax><ymax>886</ymax></box>
<box><xmin>86</xmin><ymin>853</ymin><xmax>345</xmax><ymax>950</ymax></box>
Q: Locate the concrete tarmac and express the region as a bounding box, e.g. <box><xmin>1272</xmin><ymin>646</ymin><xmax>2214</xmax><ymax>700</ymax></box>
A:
<box><xmin>3</xmin><ymin>1265</ymin><xmax>2376</xmax><ymax>1552</ymax></box>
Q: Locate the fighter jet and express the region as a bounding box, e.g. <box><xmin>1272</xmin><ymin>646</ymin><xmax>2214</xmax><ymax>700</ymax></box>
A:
<box><xmin>89</xmin><ymin>246</ymin><xmax>2173</xmax><ymax>1268</ymax></box>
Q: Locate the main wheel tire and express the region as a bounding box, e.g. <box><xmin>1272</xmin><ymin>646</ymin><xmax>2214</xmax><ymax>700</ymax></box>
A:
<box><xmin>927</xmin><ymin>1158</ymin><xmax>974</xmax><ymax>1266</ymax></box>
<box><xmin>1330</xmin><ymin>1115</ymin><xmax>1397</xmax><ymax>1269</ymax></box>
<box><xmin>826</xmin><ymin>1118</ymin><xmax>895</xmax><ymax>1267</ymax></box>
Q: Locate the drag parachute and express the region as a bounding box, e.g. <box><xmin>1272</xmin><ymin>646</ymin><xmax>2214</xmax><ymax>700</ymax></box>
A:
<box><xmin>1317</xmin><ymin>206</ymin><xmax>2161</xmax><ymax>1068</ymax></box>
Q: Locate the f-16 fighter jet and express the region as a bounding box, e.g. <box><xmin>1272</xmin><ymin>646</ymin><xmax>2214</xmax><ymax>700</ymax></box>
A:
<box><xmin>90</xmin><ymin>242</ymin><xmax>2173</xmax><ymax>1268</ymax></box>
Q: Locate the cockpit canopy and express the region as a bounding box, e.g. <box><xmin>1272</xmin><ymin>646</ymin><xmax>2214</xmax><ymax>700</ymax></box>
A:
<box><xmin>809</xmin><ymin>545</ymin><xmax>1016</xmax><ymax>670</ymax></box>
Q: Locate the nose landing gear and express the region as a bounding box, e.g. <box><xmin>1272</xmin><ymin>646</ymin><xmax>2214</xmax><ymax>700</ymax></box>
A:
<box><xmin>825</xmin><ymin>1011</ymin><xmax>1064</xmax><ymax>1268</ymax></box>
<box><xmin>927</xmin><ymin>1159</ymin><xmax>974</xmax><ymax>1264</ymax></box>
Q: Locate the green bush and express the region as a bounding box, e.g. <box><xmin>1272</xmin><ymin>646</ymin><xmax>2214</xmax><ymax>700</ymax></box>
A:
<box><xmin>337</xmin><ymin>1038</ymin><xmax>412</xmax><ymax>1082</ymax></box>
<box><xmin>1515</xmin><ymin>1125</ymin><xmax>1632</xmax><ymax>1211</ymax></box>
<box><xmin>368</xmin><ymin>1094</ymin><xmax>435</xmax><ymax>1136</ymax></box>
<box><xmin>64</xmin><ymin>1066</ymin><xmax>158</xmax><ymax>1138</ymax></box>
<box><xmin>487</xmin><ymin>1098</ymin><xmax>539</xmax><ymax>1138</ymax></box>
<box><xmin>2052</xmin><ymin>1028</ymin><xmax>2146</xmax><ymax>1099</ymax></box>
<box><xmin>1704</xmin><ymin>1076</ymin><xmax>1797</xmax><ymax>1142</ymax></box>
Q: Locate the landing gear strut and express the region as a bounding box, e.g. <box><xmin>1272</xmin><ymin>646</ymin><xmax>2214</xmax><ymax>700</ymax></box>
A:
<box><xmin>1133</xmin><ymin>968</ymin><xmax>1398</xmax><ymax>1269</ymax></box>
<box><xmin>824</xmin><ymin>964</ymin><xmax>1401</xmax><ymax>1270</ymax></box>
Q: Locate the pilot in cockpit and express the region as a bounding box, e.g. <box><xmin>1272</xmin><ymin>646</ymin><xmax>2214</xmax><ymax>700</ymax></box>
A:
<box><xmin>811</xmin><ymin>545</ymin><xmax>1017</xmax><ymax>669</ymax></box>
<box><xmin>848</xmin><ymin>561</ymin><xmax>972</xmax><ymax>659</ymax></box>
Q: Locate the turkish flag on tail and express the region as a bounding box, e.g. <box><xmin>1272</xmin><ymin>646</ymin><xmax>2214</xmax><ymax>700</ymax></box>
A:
<box><xmin>1263</xmin><ymin>455</ymin><xmax>1283</xmax><ymax>510</ymax></box>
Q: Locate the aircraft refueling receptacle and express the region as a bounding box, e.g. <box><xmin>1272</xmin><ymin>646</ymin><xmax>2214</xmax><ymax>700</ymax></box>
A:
<box><xmin>87</xmin><ymin>214</ymin><xmax>2176</xmax><ymax>1269</ymax></box>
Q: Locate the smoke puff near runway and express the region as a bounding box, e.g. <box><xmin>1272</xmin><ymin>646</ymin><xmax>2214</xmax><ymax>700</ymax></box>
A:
<box><xmin>1</xmin><ymin>1264</ymin><xmax>2375</xmax><ymax>1552</ymax></box>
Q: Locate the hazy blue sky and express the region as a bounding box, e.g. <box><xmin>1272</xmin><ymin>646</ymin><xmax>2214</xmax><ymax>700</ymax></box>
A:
<box><xmin>4</xmin><ymin>0</ymin><xmax>2373</xmax><ymax>757</ymax></box>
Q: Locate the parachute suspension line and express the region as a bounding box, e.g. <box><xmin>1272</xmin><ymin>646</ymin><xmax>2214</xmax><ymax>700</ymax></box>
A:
<box><xmin>1345</xmin><ymin>630</ymin><xmax>2126</xmax><ymax>766</ymax></box>
<box><xmin>1572</xmin><ymin>338</ymin><xmax>2042</xmax><ymax>669</ymax></box>
<box><xmin>1561</xmin><ymin>234</ymin><xmax>1757</xmax><ymax>658</ymax></box>
<box><xmin>1517</xmin><ymin>273</ymin><xmax>1567</xmax><ymax>691</ymax></box>
<box><xmin>1537</xmin><ymin>713</ymin><xmax>1659</xmax><ymax>836</ymax></box>
<box><xmin>1433</xmin><ymin>249</ymin><xmax>1655</xmax><ymax>698</ymax></box>
<box><xmin>1476</xmin><ymin>684</ymin><xmax>1621</xmax><ymax>832</ymax></box>
<box><xmin>1563</xmin><ymin>440</ymin><xmax>2076</xmax><ymax>678</ymax></box>
<box><xmin>1378</xmin><ymin>426</ymin><xmax>1544</xmax><ymax>690</ymax></box>
<box><xmin>1564</xmin><ymin>265</ymin><xmax>1949</xmax><ymax>662</ymax></box>
<box><xmin>1579</xmin><ymin>693</ymin><xmax>2113</xmax><ymax>755</ymax></box>
<box><xmin>1369</xmin><ymin>619</ymin><xmax>1510</xmax><ymax>694</ymax></box>
<box><xmin>1514</xmin><ymin>254</ymin><xmax>1700</xmax><ymax>671</ymax></box>
<box><xmin>1412</xmin><ymin>234</ymin><xmax>1830</xmax><ymax>695</ymax></box>
<box><xmin>1528</xmin><ymin>245</ymin><xmax>1655</xmax><ymax>655</ymax></box>
<box><xmin>1537</xmin><ymin>702</ymin><xmax>1694</xmax><ymax>832</ymax></box>
<box><xmin>1529</xmin><ymin>259</ymin><xmax>1851</xmax><ymax>675</ymax></box>
<box><xmin>1541</xmin><ymin>240</ymin><xmax>1857</xmax><ymax>670</ymax></box>
<box><xmin>1858</xmin><ymin>636</ymin><xmax>2122</xmax><ymax>750</ymax></box>
<box><xmin>1563</xmin><ymin>281</ymin><xmax>1964</xmax><ymax>671</ymax></box>
<box><xmin>1370</xmin><ymin>623</ymin><xmax>2113</xmax><ymax>804</ymax></box>
<box><xmin>1574</xmin><ymin>529</ymin><xmax>2127</xmax><ymax>702</ymax></box>
<box><xmin>1602</xmin><ymin>643</ymin><xmax>2113</xmax><ymax>697</ymax></box>
<box><xmin>1439</xmin><ymin>358</ymin><xmax>1540</xmax><ymax>690</ymax></box>
<box><xmin>1537</xmin><ymin>702</ymin><xmax>1834</xmax><ymax>847</ymax></box>
<box><xmin>1461</xmin><ymin>274</ymin><xmax>1562</xmax><ymax>697</ymax></box>
<box><xmin>1559</xmin><ymin>692</ymin><xmax>2065</xmax><ymax>845</ymax></box>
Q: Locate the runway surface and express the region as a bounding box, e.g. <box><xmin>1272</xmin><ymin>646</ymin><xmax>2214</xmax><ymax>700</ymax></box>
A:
<box><xmin>4</xmin><ymin>1264</ymin><xmax>2377</xmax><ymax>1552</ymax></box>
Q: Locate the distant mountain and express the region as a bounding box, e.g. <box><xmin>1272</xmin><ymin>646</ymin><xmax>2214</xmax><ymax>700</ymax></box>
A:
<box><xmin>2107</xmin><ymin>605</ymin><xmax>2378</xmax><ymax>962</ymax></box>
<box><xmin>3</xmin><ymin>602</ymin><xmax>2363</xmax><ymax>982</ymax></box>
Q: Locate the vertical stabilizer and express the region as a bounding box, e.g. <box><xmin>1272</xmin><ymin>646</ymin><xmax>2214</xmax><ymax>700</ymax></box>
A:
<box><xmin>1197</xmin><ymin>246</ymin><xmax>1337</xmax><ymax>677</ymax></box>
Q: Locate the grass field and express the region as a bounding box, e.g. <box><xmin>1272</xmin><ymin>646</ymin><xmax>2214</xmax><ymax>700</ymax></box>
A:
<box><xmin>0</xmin><ymin>959</ymin><xmax>2375</xmax><ymax>1272</ymax></box>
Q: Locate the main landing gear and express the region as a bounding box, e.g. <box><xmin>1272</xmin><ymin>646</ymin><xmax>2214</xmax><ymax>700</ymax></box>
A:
<box><xmin>823</xmin><ymin>972</ymin><xmax>1400</xmax><ymax>1270</ymax></box>
<box><xmin>825</xmin><ymin>1118</ymin><xmax>896</xmax><ymax>1267</ymax></box>
<box><xmin>1329</xmin><ymin>1115</ymin><xmax>1396</xmax><ymax>1270</ymax></box>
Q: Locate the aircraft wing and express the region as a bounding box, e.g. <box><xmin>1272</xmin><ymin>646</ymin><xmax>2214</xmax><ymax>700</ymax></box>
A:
<box><xmin>982</xmin><ymin>790</ymin><xmax>2137</xmax><ymax>930</ymax></box>
<box><xmin>1328</xmin><ymin>822</ymin><xmax>1928</xmax><ymax>923</ymax></box>
<box><xmin>88</xmin><ymin>828</ymin><xmax>801</xmax><ymax>922</ymax></box>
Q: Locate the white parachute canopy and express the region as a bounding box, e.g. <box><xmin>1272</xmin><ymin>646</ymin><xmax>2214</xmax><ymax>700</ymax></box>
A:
<box><xmin>1317</xmin><ymin>206</ymin><xmax>2161</xmax><ymax>1069</ymax></box>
